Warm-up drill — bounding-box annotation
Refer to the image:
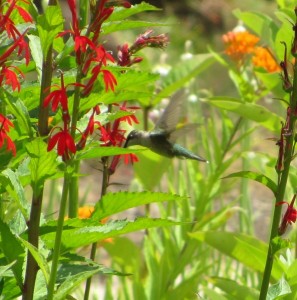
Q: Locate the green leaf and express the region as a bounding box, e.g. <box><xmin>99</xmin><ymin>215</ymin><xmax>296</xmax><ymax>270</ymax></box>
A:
<box><xmin>0</xmin><ymin>276</ymin><xmax>21</xmax><ymax>299</ymax></box>
<box><xmin>92</xmin><ymin>191</ymin><xmax>186</xmax><ymax>220</ymax></box>
<box><xmin>2</xmin><ymin>169</ymin><xmax>29</xmax><ymax>219</ymax></box>
<box><xmin>1</xmin><ymin>90</ymin><xmax>33</xmax><ymax>137</ymax></box>
<box><xmin>133</xmin><ymin>151</ymin><xmax>171</xmax><ymax>190</ymax></box>
<box><xmin>28</xmin><ymin>35</ymin><xmax>43</xmax><ymax>79</ymax></box>
<box><xmin>109</xmin><ymin>3</ymin><xmax>160</xmax><ymax>21</ymax></box>
<box><xmin>102</xmin><ymin>20</ymin><xmax>167</xmax><ymax>35</ymax></box>
<box><xmin>233</xmin><ymin>9</ymin><xmax>277</xmax><ymax>41</ymax></box>
<box><xmin>42</xmin><ymin>218</ymin><xmax>181</xmax><ymax>250</ymax></box>
<box><xmin>18</xmin><ymin>237</ymin><xmax>50</xmax><ymax>284</ymax></box>
<box><xmin>189</xmin><ymin>231</ymin><xmax>285</xmax><ymax>280</ymax></box>
<box><xmin>210</xmin><ymin>277</ymin><xmax>259</xmax><ymax>299</ymax></box>
<box><xmin>76</xmin><ymin>145</ymin><xmax>143</xmax><ymax>160</ymax></box>
<box><xmin>37</xmin><ymin>5</ymin><xmax>64</xmax><ymax>57</ymax></box>
<box><xmin>79</xmin><ymin>69</ymin><xmax>158</xmax><ymax>110</ymax></box>
<box><xmin>26</xmin><ymin>138</ymin><xmax>58</xmax><ymax>195</ymax></box>
<box><xmin>103</xmin><ymin>237</ymin><xmax>141</xmax><ymax>273</ymax></box>
<box><xmin>223</xmin><ymin>171</ymin><xmax>277</xmax><ymax>196</ymax></box>
<box><xmin>205</xmin><ymin>97</ymin><xmax>282</xmax><ymax>133</ymax></box>
<box><xmin>55</xmin><ymin>263</ymin><xmax>126</xmax><ymax>300</ymax></box>
<box><xmin>0</xmin><ymin>220</ymin><xmax>24</xmax><ymax>288</ymax></box>
<box><xmin>0</xmin><ymin>261</ymin><xmax>15</xmax><ymax>277</ymax></box>
<box><xmin>267</xmin><ymin>277</ymin><xmax>291</xmax><ymax>300</ymax></box>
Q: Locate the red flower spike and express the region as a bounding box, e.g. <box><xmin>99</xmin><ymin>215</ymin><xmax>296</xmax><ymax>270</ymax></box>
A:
<box><xmin>58</xmin><ymin>0</ymin><xmax>95</xmax><ymax>64</ymax></box>
<box><xmin>0</xmin><ymin>114</ymin><xmax>16</xmax><ymax>156</ymax></box>
<box><xmin>83</xmin><ymin>64</ymin><xmax>117</xmax><ymax>96</ymax></box>
<box><xmin>90</xmin><ymin>1</ymin><xmax>114</xmax><ymax>42</ymax></box>
<box><xmin>0</xmin><ymin>33</ymin><xmax>28</xmax><ymax>65</ymax></box>
<box><xmin>276</xmin><ymin>194</ymin><xmax>297</xmax><ymax>235</ymax></box>
<box><xmin>0</xmin><ymin>65</ymin><xmax>24</xmax><ymax>92</ymax></box>
<box><xmin>101</xmin><ymin>69</ymin><xmax>117</xmax><ymax>92</ymax></box>
<box><xmin>43</xmin><ymin>73</ymin><xmax>85</xmax><ymax>112</ymax></box>
<box><xmin>0</xmin><ymin>130</ymin><xmax>16</xmax><ymax>156</ymax></box>
<box><xmin>117</xmin><ymin>102</ymin><xmax>140</xmax><ymax>125</ymax></box>
<box><xmin>48</xmin><ymin>127</ymin><xmax>76</xmax><ymax>159</ymax></box>
<box><xmin>14</xmin><ymin>4</ymin><xmax>33</xmax><ymax>23</ymax></box>
<box><xmin>83</xmin><ymin>45</ymin><xmax>115</xmax><ymax>75</ymax></box>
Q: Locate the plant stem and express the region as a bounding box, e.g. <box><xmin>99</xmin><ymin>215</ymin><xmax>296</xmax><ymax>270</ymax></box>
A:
<box><xmin>68</xmin><ymin>69</ymin><xmax>83</xmax><ymax>218</ymax></box>
<box><xmin>47</xmin><ymin>170</ymin><xmax>70</xmax><ymax>300</ymax></box>
<box><xmin>38</xmin><ymin>0</ymin><xmax>57</xmax><ymax>135</ymax></box>
<box><xmin>23</xmin><ymin>1</ymin><xmax>57</xmax><ymax>296</ymax></box>
<box><xmin>143</xmin><ymin>106</ymin><xmax>150</xmax><ymax>216</ymax></box>
<box><xmin>84</xmin><ymin>157</ymin><xmax>110</xmax><ymax>300</ymax></box>
<box><xmin>22</xmin><ymin>192</ymin><xmax>43</xmax><ymax>300</ymax></box>
<box><xmin>259</xmin><ymin>51</ymin><xmax>297</xmax><ymax>300</ymax></box>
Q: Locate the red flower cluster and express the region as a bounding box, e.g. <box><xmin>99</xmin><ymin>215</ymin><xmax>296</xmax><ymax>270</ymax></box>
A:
<box><xmin>0</xmin><ymin>115</ymin><xmax>16</xmax><ymax>156</ymax></box>
<box><xmin>0</xmin><ymin>0</ymin><xmax>33</xmax><ymax>156</ymax></box>
<box><xmin>60</xmin><ymin>0</ymin><xmax>117</xmax><ymax>96</ymax></box>
<box><xmin>117</xmin><ymin>30</ymin><xmax>169</xmax><ymax>67</ymax></box>
<box><xmin>44</xmin><ymin>73</ymin><xmax>81</xmax><ymax>161</ymax></box>
<box><xmin>277</xmin><ymin>195</ymin><xmax>297</xmax><ymax>235</ymax></box>
<box><xmin>105</xmin><ymin>102</ymin><xmax>140</xmax><ymax>174</ymax></box>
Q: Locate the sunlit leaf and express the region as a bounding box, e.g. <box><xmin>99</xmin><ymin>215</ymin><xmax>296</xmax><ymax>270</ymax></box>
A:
<box><xmin>223</xmin><ymin>171</ymin><xmax>277</xmax><ymax>195</ymax></box>
<box><xmin>267</xmin><ymin>277</ymin><xmax>291</xmax><ymax>300</ymax></box>
<box><xmin>210</xmin><ymin>277</ymin><xmax>259</xmax><ymax>299</ymax></box>
<box><xmin>205</xmin><ymin>97</ymin><xmax>282</xmax><ymax>132</ymax></box>
<box><xmin>0</xmin><ymin>220</ymin><xmax>24</xmax><ymax>288</ymax></box>
<box><xmin>76</xmin><ymin>146</ymin><xmax>143</xmax><ymax>160</ymax></box>
<box><xmin>189</xmin><ymin>231</ymin><xmax>285</xmax><ymax>280</ymax></box>
<box><xmin>18</xmin><ymin>237</ymin><xmax>50</xmax><ymax>284</ymax></box>
<box><xmin>37</xmin><ymin>5</ymin><xmax>64</xmax><ymax>57</ymax></box>
<box><xmin>55</xmin><ymin>263</ymin><xmax>126</xmax><ymax>300</ymax></box>
<box><xmin>102</xmin><ymin>20</ymin><xmax>167</xmax><ymax>35</ymax></box>
<box><xmin>92</xmin><ymin>191</ymin><xmax>186</xmax><ymax>220</ymax></box>
<box><xmin>41</xmin><ymin>218</ymin><xmax>182</xmax><ymax>250</ymax></box>
<box><xmin>109</xmin><ymin>3</ymin><xmax>161</xmax><ymax>21</ymax></box>
<box><xmin>26</xmin><ymin>138</ymin><xmax>59</xmax><ymax>195</ymax></box>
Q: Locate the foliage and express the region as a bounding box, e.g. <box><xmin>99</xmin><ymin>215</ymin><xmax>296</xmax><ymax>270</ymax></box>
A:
<box><xmin>1</xmin><ymin>0</ymin><xmax>297</xmax><ymax>299</ymax></box>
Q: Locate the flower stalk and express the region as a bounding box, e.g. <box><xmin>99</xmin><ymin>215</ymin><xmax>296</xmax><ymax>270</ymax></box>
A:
<box><xmin>47</xmin><ymin>168</ymin><xmax>71</xmax><ymax>300</ymax></box>
<box><xmin>260</xmin><ymin>12</ymin><xmax>297</xmax><ymax>298</ymax></box>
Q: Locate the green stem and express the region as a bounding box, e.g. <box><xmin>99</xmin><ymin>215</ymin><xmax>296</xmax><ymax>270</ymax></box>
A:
<box><xmin>84</xmin><ymin>157</ymin><xmax>109</xmax><ymax>300</ymax></box>
<box><xmin>38</xmin><ymin>0</ymin><xmax>57</xmax><ymax>135</ymax></box>
<box><xmin>143</xmin><ymin>106</ymin><xmax>150</xmax><ymax>216</ymax></box>
<box><xmin>47</xmin><ymin>170</ymin><xmax>70</xmax><ymax>300</ymax></box>
<box><xmin>68</xmin><ymin>160</ymin><xmax>79</xmax><ymax>218</ymax></box>
<box><xmin>259</xmin><ymin>52</ymin><xmax>297</xmax><ymax>300</ymax></box>
<box><xmin>23</xmin><ymin>1</ymin><xmax>57</xmax><ymax>296</ymax></box>
<box><xmin>68</xmin><ymin>70</ymin><xmax>83</xmax><ymax>218</ymax></box>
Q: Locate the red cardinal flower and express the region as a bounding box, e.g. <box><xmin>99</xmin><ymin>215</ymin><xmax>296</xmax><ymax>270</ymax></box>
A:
<box><xmin>277</xmin><ymin>194</ymin><xmax>297</xmax><ymax>235</ymax></box>
<box><xmin>0</xmin><ymin>114</ymin><xmax>16</xmax><ymax>156</ymax></box>
<box><xmin>58</xmin><ymin>0</ymin><xmax>95</xmax><ymax>63</ymax></box>
<box><xmin>43</xmin><ymin>73</ymin><xmax>85</xmax><ymax>112</ymax></box>
<box><xmin>0</xmin><ymin>65</ymin><xmax>24</xmax><ymax>91</ymax></box>
<box><xmin>48</xmin><ymin>127</ymin><xmax>76</xmax><ymax>160</ymax></box>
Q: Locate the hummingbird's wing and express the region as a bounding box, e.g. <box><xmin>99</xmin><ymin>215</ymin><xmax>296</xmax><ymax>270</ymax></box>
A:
<box><xmin>169</xmin><ymin>124</ymin><xmax>199</xmax><ymax>143</ymax></box>
<box><xmin>154</xmin><ymin>90</ymin><xmax>185</xmax><ymax>133</ymax></box>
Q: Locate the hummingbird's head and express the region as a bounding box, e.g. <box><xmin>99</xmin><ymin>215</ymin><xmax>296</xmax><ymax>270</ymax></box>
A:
<box><xmin>124</xmin><ymin>130</ymin><xmax>141</xmax><ymax>148</ymax></box>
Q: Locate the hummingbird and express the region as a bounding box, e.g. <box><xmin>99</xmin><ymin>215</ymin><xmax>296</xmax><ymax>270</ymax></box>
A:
<box><xmin>124</xmin><ymin>92</ymin><xmax>208</xmax><ymax>162</ymax></box>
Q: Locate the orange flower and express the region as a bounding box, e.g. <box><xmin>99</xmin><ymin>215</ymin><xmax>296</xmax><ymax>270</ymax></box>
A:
<box><xmin>78</xmin><ymin>206</ymin><xmax>94</xmax><ymax>219</ymax></box>
<box><xmin>252</xmin><ymin>46</ymin><xmax>281</xmax><ymax>73</ymax></box>
<box><xmin>77</xmin><ymin>206</ymin><xmax>113</xmax><ymax>244</ymax></box>
<box><xmin>222</xmin><ymin>31</ymin><xmax>259</xmax><ymax>61</ymax></box>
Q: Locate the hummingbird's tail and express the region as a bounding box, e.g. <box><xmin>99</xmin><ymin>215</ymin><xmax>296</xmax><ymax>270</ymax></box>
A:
<box><xmin>172</xmin><ymin>144</ymin><xmax>208</xmax><ymax>163</ymax></box>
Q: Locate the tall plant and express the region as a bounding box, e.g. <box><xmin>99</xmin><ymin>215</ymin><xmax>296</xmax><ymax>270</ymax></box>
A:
<box><xmin>0</xmin><ymin>1</ymin><xmax>191</xmax><ymax>299</ymax></box>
